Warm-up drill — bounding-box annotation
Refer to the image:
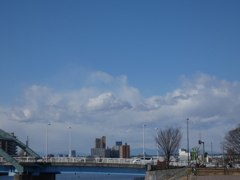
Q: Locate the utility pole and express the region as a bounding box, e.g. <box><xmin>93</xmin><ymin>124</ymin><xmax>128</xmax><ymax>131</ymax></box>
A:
<box><xmin>187</xmin><ymin>118</ymin><xmax>189</xmax><ymax>166</ymax></box>
<box><xmin>46</xmin><ymin>123</ymin><xmax>51</xmax><ymax>162</ymax></box>
<box><xmin>211</xmin><ymin>142</ymin><xmax>213</xmax><ymax>166</ymax></box>
<box><xmin>199</xmin><ymin>140</ymin><xmax>205</xmax><ymax>163</ymax></box>
<box><xmin>143</xmin><ymin>124</ymin><xmax>146</xmax><ymax>163</ymax></box>
<box><xmin>68</xmin><ymin>126</ymin><xmax>72</xmax><ymax>157</ymax></box>
<box><xmin>155</xmin><ymin>128</ymin><xmax>159</xmax><ymax>161</ymax></box>
<box><xmin>221</xmin><ymin>142</ymin><xmax>224</xmax><ymax>167</ymax></box>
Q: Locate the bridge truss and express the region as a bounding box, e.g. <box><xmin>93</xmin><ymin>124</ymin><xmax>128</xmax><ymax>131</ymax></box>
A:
<box><xmin>0</xmin><ymin>129</ymin><xmax>41</xmax><ymax>173</ymax></box>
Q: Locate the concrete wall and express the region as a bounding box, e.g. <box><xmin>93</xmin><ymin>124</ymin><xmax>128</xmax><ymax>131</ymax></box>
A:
<box><xmin>145</xmin><ymin>168</ymin><xmax>186</xmax><ymax>180</ymax></box>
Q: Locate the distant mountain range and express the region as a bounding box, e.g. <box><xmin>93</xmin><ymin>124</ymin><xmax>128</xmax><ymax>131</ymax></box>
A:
<box><xmin>130</xmin><ymin>148</ymin><xmax>157</xmax><ymax>156</ymax></box>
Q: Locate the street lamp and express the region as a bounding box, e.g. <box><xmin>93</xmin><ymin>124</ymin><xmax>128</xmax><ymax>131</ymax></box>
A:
<box><xmin>187</xmin><ymin>118</ymin><xmax>189</xmax><ymax>166</ymax></box>
<box><xmin>220</xmin><ymin>142</ymin><xmax>224</xmax><ymax>167</ymax></box>
<box><xmin>211</xmin><ymin>142</ymin><xmax>213</xmax><ymax>166</ymax></box>
<box><xmin>155</xmin><ymin>128</ymin><xmax>159</xmax><ymax>161</ymax></box>
<box><xmin>199</xmin><ymin>140</ymin><xmax>205</xmax><ymax>163</ymax></box>
<box><xmin>68</xmin><ymin>126</ymin><xmax>72</xmax><ymax>157</ymax></box>
<box><xmin>143</xmin><ymin>124</ymin><xmax>146</xmax><ymax>162</ymax></box>
<box><xmin>46</xmin><ymin>123</ymin><xmax>51</xmax><ymax>160</ymax></box>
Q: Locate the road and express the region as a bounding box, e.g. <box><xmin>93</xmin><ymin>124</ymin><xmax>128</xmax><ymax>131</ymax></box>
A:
<box><xmin>193</xmin><ymin>175</ymin><xmax>240</xmax><ymax>180</ymax></box>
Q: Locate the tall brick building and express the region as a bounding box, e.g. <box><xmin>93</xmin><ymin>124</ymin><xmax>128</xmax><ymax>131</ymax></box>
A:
<box><xmin>119</xmin><ymin>143</ymin><xmax>130</xmax><ymax>158</ymax></box>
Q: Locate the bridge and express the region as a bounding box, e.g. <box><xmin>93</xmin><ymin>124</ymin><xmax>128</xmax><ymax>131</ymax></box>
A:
<box><xmin>0</xmin><ymin>129</ymin><xmax>148</xmax><ymax>180</ymax></box>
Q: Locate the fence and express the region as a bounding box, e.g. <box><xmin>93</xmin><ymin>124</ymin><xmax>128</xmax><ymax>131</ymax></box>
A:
<box><xmin>0</xmin><ymin>157</ymin><xmax>137</xmax><ymax>164</ymax></box>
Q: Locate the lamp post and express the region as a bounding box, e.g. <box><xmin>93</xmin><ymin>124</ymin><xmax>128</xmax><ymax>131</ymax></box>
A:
<box><xmin>221</xmin><ymin>142</ymin><xmax>224</xmax><ymax>167</ymax></box>
<box><xmin>143</xmin><ymin>124</ymin><xmax>146</xmax><ymax>162</ymax></box>
<box><xmin>187</xmin><ymin>118</ymin><xmax>189</xmax><ymax>166</ymax></box>
<box><xmin>155</xmin><ymin>128</ymin><xmax>159</xmax><ymax>161</ymax></box>
<box><xmin>211</xmin><ymin>142</ymin><xmax>213</xmax><ymax>166</ymax></box>
<box><xmin>68</xmin><ymin>126</ymin><xmax>72</xmax><ymax>157</ymax></box>
<box><xmin>46</xmin><ymin>123</ymin><xmax>50</xmax><ymax>161</ymax></box>
<box><xmin>199</xmin><ymin>140</ymin><xmax>205</xmax><ymax>163</ymax></box>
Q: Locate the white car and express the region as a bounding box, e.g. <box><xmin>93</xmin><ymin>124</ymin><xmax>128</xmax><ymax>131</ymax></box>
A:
<box><xmin>132</xmin><ymin>157</ymin><xmax>153</xmax><ymax>164</ymax></box>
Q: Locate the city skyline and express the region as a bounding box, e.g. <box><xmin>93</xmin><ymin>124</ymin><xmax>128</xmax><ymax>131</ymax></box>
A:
<box><xmin>0</xmin><ymin>130</ymin><xmax>228</xmax><ymax>157</ymax></box>
<box><xmin>1</xmin><ymin>1</ymin><xmax>240</xmax><ymax>155</ymax></box>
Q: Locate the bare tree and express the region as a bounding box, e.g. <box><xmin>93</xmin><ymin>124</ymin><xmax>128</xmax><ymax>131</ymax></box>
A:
<box><xmin>225</xmin><ymin>147</ymin><xmax>236</xmax><ymax>165</ymax></box>
<box><xmin>224</xmin><ymin>124</ymin><xmax>240</xmax><ymax>164</ymax></box>
<box><xmin>192</xmin><ymin>145</ymin><xmax>201</xmax><ymax>163</ymax></box>
<box><xmin>155</xmin><ymin>127</ymin><xmax>182</xmax><ymax>168</ymax></box>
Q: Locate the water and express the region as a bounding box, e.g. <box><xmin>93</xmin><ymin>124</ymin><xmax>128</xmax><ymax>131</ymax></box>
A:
<box><xmin>0</xmin><ymin>173</ymin><xmax>145</xmax><ymax>180</ymax></box>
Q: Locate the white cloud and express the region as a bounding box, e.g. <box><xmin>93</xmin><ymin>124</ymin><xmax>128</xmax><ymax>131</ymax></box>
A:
<box><xmin>136</xmin><ymin>73</ymin><xmax>240</xmax><ymax>122</ymax></box>
<box><xmin>89</xmin><ymin>71</ymin><xmax>113</xmax><ymax>83</ymax></box>
<box><xmin>82</xmin><ymin>92</ymin><xmax>132</xmax><ymax>111</ymax></box>
<box><xmin>2</xmin><ymin>72</ymin><xmax>240</xmax><ymax>154</ymax></box>
<box><xmin>10</xmin><ymin>85</ymin><xmax>67</xmax><ymax>122</ymax></box>
<box><xmin>118</xmin><ymin>86</ymin><xmax>142</xmax><ymax>106</ymax></box>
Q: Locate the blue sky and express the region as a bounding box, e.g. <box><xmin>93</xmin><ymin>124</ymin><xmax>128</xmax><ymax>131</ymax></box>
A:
<box><xmin>1</xmin><ymin>1</ymin><xmax>240</xmax><ymax>155</ymax></box>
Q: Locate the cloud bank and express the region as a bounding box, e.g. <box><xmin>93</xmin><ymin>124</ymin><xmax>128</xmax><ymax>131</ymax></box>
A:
<box><xmin>2</xmin><ymin>72</ymin><xmax>240</xmax><ymax>154</ymax></box>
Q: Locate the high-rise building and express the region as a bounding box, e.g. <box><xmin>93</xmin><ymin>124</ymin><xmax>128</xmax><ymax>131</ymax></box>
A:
<box><xmin>119</xmin><ymin>143</ymin><xmax>130</xmax><ymax>158</ymax></box>
<box><xmin>110</xmin><ymin>141</ymin><xmax>122</xmax><ymax>158</ymax></box>
<box><xmin>91</xmin><ymin>136</ymin><xmax>108</xmax><ymax>157</ymax></box>
<box><xmin>0</xmin><ymin>132</ymin><xmax>17</xmax><ymax>156</ymax></box>
<box><xmin>94</xmin><ymin>136</ymin><xmax>106</xmax><ymax>148</ymax></box>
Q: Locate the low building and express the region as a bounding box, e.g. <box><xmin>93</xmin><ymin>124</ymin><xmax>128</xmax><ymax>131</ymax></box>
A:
<box><xmin>178</xmin><ymin>148</ymin><xmax>189</xmax><ymax>164</ymax></box>
<box><xmin>110</xmin><ymin>141</ymin><xmax>122</xmax><ymax>158</ymax></box>
<box><xmin>111</xmin><ymin>148</ymin><xmax>120</xmax><ymax>158</ymax></box>
<box><xmin>71</xmin><ymin>150</ymin><xmax>76</xmax><ymax>157</ymax></box>
<box><xmin>91</xmin><ymin>148</ymin><xmax>111</xmax><ymax>158</ymax></box>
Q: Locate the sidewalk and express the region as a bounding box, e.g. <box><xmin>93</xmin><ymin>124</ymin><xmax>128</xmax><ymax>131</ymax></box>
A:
<box><xmin>193</xmin><ymin>175</ymin><xmax>240</xmax><ymax>180</ymax></box>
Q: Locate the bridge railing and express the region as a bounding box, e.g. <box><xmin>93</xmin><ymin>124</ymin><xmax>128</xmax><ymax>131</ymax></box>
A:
<box><xmin>47</xmin><ymin>157</ymin><xmax>135</xmax><ymax>164</ymax></box>
<box><xmin>0</xmin><ymin>157</ymin><xmax>153</xmax><ymax>165</ymax></box>
<box><xmin>94</xmin><ymin>158</ymin><xmax>133</xmax><ymax>164</ymax></box>
<box><xmin>0</xmin><ymin>157</ymin><xmax>136</xmax><ymax>164</ymax></box>
<box><xmin>0</xmin><ymin>157</ymin><xmax>40</xmax><ymax>163</ymax></box>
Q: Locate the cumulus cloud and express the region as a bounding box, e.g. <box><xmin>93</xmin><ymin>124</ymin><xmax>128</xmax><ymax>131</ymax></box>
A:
<box><xmin>135</xmin><ymin>73</ymin><xmax>240</xmax><ymax>124</ymax></box>
<box><xmin>3</xmin><ymin>72</ymin><xmax>240</xmax><ymax>153</ymax></box>
<box><xmin>10</xmin><ymin>85</ymin><xmax>68</xmax><ymax>122</ymax></box>
<box><xmin>9</xmin><ymin>72</ymin><xmax>240</xmax><ymax>126</ymax></box>
<box><xmin>118</xmin><ymin>86</ymin><xmax>142</xmax><ymax>106</ymax></box>
<box><xmin>82</xmin><ymin>92</ymin><xmax>132</xmax><ymax>111</ymax></box>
